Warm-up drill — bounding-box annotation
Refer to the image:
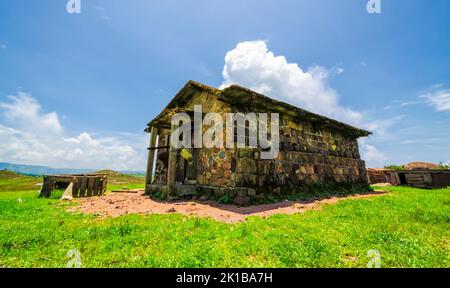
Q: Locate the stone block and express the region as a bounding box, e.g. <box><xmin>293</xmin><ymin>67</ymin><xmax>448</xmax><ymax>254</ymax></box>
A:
<box><xmin>233</xmin><ymin>196</ymin><xmax>250</xmax><ymax>206</ymax></box>
<box><xmin>258</xmin><ymin>161</ymin><xmax>271</xmax><ymax>175</ymax></box>
<box><xmin>222</xmin><ymin>161</ymin><xmax>232</xmax><ymax>170</ymax></box>
<box><xmin>238</xmin><ymin>149</ymin><xmax>254</xmax><ymax>158</ymax></box>
<box><xmin>213</xmin><ymin>188</ymin><xmax>227</xmax><ymax>197</ymax></box>
<box><xmin>237</xmin><ymin>158</ymin><xmax>257</xmax><ymax>174</ymax></box>
<box><xmin>236</xmin><ymin>187</ymin><xmax>248</xmax><ymax>197</ymax></box>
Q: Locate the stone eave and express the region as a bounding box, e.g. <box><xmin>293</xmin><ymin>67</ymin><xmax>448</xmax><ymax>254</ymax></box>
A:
<box><xmin>146</xmin><ymin>80</ymin><xmax>372</xmax><ymax>138</ymax></box>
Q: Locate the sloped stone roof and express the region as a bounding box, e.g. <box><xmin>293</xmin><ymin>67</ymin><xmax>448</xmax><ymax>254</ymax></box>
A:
<box><xmin>147</xmin><ymin>80</ymin><xmax>371</xmax><ymax>138</ymax></box>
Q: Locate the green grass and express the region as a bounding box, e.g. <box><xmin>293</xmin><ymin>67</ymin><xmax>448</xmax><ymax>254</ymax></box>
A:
<box><xmin>0</xmin><ymin>171</ymin><xmax>42</xmax><ymax>192</ymax></box>
<box><xmin>95</xmin><ymin>170</ymin><xmax>145</xmax><ymax>192</ymax></box>
<box><xmin>0</xmin><ymin>171</ymin><xmax>449</xmax><ymax>268</ymax></box>
<box><xmin>107</xmin><ymin>183</ymin><xmax>146</xmax><ymax>192</ymax></box>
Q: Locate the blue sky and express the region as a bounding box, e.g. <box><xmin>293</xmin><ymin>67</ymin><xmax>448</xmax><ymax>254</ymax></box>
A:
<box><xmin>0</xmin><ymin>0</ymin><xmax>449</xmax><ymax>170</ymax></box>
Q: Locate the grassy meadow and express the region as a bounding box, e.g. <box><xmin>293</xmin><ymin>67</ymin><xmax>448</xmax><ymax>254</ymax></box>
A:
<box><xmin>0</xmin><ymin>170</ymin><xmax>448</xmax><ymax>268</ymax></box>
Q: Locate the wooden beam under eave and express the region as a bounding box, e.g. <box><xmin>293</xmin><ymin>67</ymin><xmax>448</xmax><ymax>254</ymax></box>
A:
<box><xmin>145</xmin><ymin>127</ymin><xmax>158</xmax><ymax>192</ymax></box>
<box><xmin>166</xmin><ymin>128</ymin><xmax>177</xmax><ymax>198</ymax></box>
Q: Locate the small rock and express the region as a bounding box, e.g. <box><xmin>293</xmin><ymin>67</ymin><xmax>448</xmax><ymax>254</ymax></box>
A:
<box><xmin>247</xmin><ymin>189</ymin><xmax>257</xmax><ymax>197</ymax></box>
<box><xmin>61</xmin><ymin>195</ymin><xmax>73</xmax><ymax>201</ymax></box>
<box><xmin>233</xmin><ymin>196</ymin><xmax>250</xmax><ymax>206</ymax></box>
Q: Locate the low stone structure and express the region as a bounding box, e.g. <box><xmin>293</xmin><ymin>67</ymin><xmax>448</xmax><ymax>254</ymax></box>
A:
<box><xmin>367</xmin><ymin>169</ymin><xmax>450</xmax><ymax>189</ymax></box>
<box><xmin>145</xmin><ymin>81</ymin><xmax>371</xmax><ymax>205</ymax></box>
<box><xmin>367</xmin><ymin>168</ymin><xmax>392</xmax><ymax>184</ymax></box>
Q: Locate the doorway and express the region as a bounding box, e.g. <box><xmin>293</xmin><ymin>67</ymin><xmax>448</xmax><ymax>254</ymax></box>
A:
<box><xmin>398</xmin><ymin>173</ymin><xmax>407</xmax><ymax>185</ymax></box>
<box><xmin>175</xmin><ymin>148</ymin><xmax>198</xmax><ymax>184</ymax></box>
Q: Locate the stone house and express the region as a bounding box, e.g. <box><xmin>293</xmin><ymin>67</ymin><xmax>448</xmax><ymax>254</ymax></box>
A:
<box><xmin>145</xmin><ymin>81</ymin><xmax>371</xmax><ymax>205</ymax></box>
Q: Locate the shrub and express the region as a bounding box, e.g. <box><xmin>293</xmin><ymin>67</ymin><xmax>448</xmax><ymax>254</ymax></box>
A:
<box><xmin>384</xmin><ymin>165</ymin><xmax>406</xmax><ymax>171</ymax></box>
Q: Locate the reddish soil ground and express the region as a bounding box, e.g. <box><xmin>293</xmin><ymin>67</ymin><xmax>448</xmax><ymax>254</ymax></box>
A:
<box><xmin>68</xmin><ymin>190</ymin><xmax>386</xmax><ymax>223</ymax></box>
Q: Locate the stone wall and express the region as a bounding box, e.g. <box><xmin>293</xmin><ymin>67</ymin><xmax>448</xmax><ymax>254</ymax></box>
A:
<box><xmin>195</xmin><ymin>117</ymin><xmax>368</xmax><ymax>198</ymax></box>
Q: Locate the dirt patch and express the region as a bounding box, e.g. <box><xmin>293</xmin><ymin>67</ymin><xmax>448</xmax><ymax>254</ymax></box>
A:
<box><xmin>68</xmin><ymin>190</ymin><xmax>386</xmax><ymax>224</ymax></box>
<box><xmin>372</xmin><ymin>183</ymin><xmax>392</xmax><ymax>187</ymax></box>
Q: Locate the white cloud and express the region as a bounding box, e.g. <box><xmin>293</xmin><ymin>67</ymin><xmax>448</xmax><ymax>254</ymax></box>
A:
<box><xmin>0</xmin><ymin>92</ymin><xmax>62</xmax><ymax>134</ymax></box>
<box><xmin>93</xmin><ymin>5</ymin><xmax>110</xmax><ymax>21</ymax></box>
<box><xmin>335</xmin><ymin>68</ymin><xmax>344</xmax><ymax>75</ymax></box>
<box><xmin>220</xmin><ymin>40</ymin><xmax>363</xmax><ymax>125</ymax></box>
<box><xmin>0</xmin><ymin>44</ymin><xmax>6</xmax><ymax>49</ymax></box>
<box><xmin>359</xmin><ymin>141</ymin><xmax>387</xmax><ymax>167</ymax></box>
<box><xmin>0</xmin><ymin>92</ymin><xmax>147</xmax><ymax>170</ymax></box>
<box><xmin>400</xmin><ymin>100</ymin><xmax>421</xmax><ymax>107</ymax></box>
<box><xmin>421</xmin><ymin>86</ymin><xmax>450</xmax><ymax>112</ymax></box>
<box><xmin>364</xmin><ymin>115</ymin><xmax>405</xmax><ymax>136</ymax></box>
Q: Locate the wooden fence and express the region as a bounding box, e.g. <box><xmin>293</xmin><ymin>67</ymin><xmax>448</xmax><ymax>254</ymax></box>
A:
<box><xmin>40</xmin><ymin>174</ymin><xmax>108</xmax><ymax>198</ymax></box>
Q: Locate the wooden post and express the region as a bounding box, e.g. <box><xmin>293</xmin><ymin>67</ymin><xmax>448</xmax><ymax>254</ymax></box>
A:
<box><xmin>167</xmin><ymin>127</ymin><xmax>177</xmax><ymax>197</ymax></box>
<box><xmin>40</xmin><ymin>176</ymin><xmax>53</xmax><ymax>198</ymax></box>
<box><xmin>79</xmin><ymin>177</ymin><xmax>87</xmax><ymax>197</ymax></box>
<box><xmin>86</xmin><ymin>177</ymin><xmax>94</xmax><ymax>197</ymax></box>
<box><xmin>145</xmin><ymin>127</ymin><xmax>159</xmax><ymax>192</ymax></box>
<box><xmin>102</xmin><ymin>176</ymin><xmax>108</xmax><ymax>195</ymax></box>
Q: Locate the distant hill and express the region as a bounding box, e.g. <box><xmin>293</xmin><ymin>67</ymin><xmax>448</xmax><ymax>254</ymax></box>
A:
<box><xmin>0</xmin><ymin>162</ymin><xmax>145</xmax><ymax>176</ymax></box>
<box><xmin>0</xmin><ymin>170</ymin><xmax>27</xmax><ymax>180</ymax></box>
<box><xmin>94</xmin><ymin>170</ymin><xmax>145</xmax><ymax>177</ymax></box>
<box><xmin>94</xmin><ymin>169</ymin><xmax>125</xmax><ymax>176</ymax></box>
<box><xmin>93</xmin><ymin>169</ymin><xmax>145</xmax><ymax>186</ymax></box>
<box><xmin>404</xmin><ymin>162</ymin><xmax>440</xmax><ymax>170</ymax></box>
